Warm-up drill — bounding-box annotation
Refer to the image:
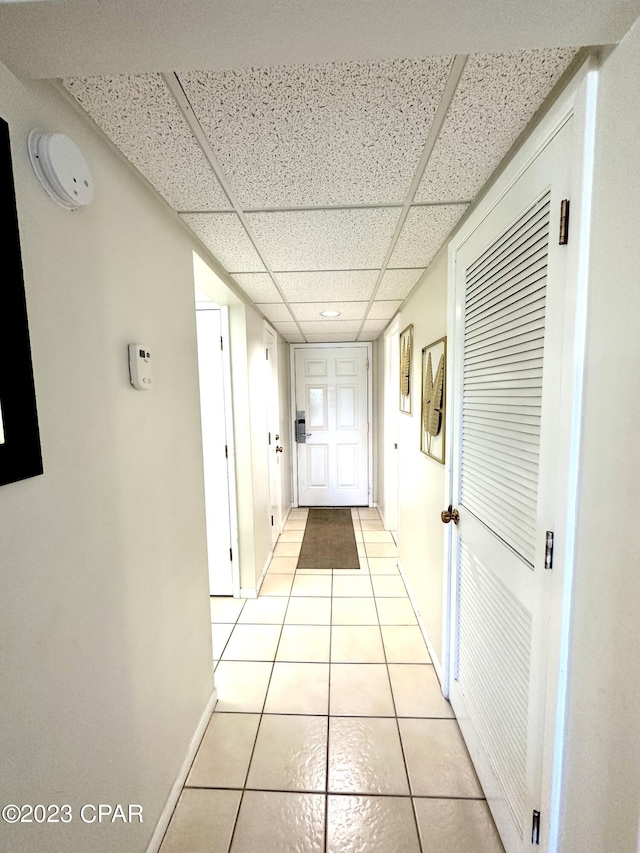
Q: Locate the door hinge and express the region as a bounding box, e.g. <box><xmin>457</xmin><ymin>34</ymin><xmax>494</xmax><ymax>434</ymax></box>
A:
<box><xmin>366</xmin><ymin>360</ymin><xmax>370</xmax><ymax>369</ymax></box>
<box><xmin>268</xmin><ymin>431</ymin><xmax>271</xmax><ymax>445</ymax></box>
<box><xmin>220</xmin><ymin>336</ymin><xmax>223</xmax><ymax>351</ymax></box>
<box><xmin>271</xmin><ymin>515</ymin><xmax>274</xmax><ymax>526</ymax></box>
<box><xmin>544</xmin><ymin>531</ymin><xmax>554</xmax><ymax>570</ymax></box>
<box><xmin>229</xmin><ymin>547</ymin><xmax>233</xmax><ymax>561</ymax></box>
<box><xmin>531</xmin><ymin>810</ymin><xmax>541</xmax><ymax>845</ymax></box>
<box><xmin>559</xmin><ymin>199</ymin><xmax>570</xmax><ymax>245</ymax></box>
<box><xmin>224</xmin><ymin>444</ymin><xmax>228</xmax><ymax>459</ymax></box>
<box><xmin>265</xmin><ymin>348</ymin><xmax>269</xmax><ymax>359</ymax></box>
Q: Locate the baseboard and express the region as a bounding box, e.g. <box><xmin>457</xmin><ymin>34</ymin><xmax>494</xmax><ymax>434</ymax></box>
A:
<box><xmin>397</xmin><ymin>558</ymin><xmax>444</xmax><ymax>685</ymax></box>
<box><xmin>239</xmin><ymin>587</ymin><xmax>258</xmax><ymax>599</ymax></box>
<box><xmin>280</xmin><ymin>504</ymin><xmax>292</xmax><ymax>531</ymax></box>
<box><xmin>145</xmin><ymin>687</ymin><xmax>217</xmax><ymax>853</ymax></box>
<box><xmin>241</xmin><ymin>546</ymin><xmax>274</xmax><ymax>599</ymax></box>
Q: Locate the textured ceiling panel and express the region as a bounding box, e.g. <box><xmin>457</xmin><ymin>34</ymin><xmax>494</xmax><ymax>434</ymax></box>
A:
<box><xmin>291</xmin><ymin>302</ymin><xmax>368</xmax><ymax>322</ymax></box>
<box><xmin>389</xmin><ymin>204</ymin><xmax>468</xmax><ymax>268</ymax></box>
<box><xmin>247</xmin><ymin>208</ymin><xmax>399</xmax><ymax>271</ymax></box>
<box><xmin>359</xmin><ymin>332</ymin><xmax>382</xmax><ymax>341</ymax></box>
<box><xmin>306</xmin><ymin>333</ymin><xmax>359</xmax><ymax>342</ymax></box>
<box><xmin>362</xmin><ymin>319</ymin><xmax>389</xmax><ymax>332</ymax></box>
<box><xmin>285</xmin><ymin>334</ymin><xmax>306</xmax><ymax>342</ymax></box>
<box><xmin>63</xmin><ymin>74</ymin><xmax>231</xmax><ymax>211</ymax></box>
<box><xmin>181</xmin><ymin>213</ymin><xmax>266</xmax><ymax>272</ymax></box>
<box><xmin>415</xmin><ymin>48</ymin><xmax>577</xmax><ymax>203</ymax></box>
<box><xmin>376</xmin><ymin>268</ymin><xmax>425</xmax><ymax>299</ymax></box>
<box><xmin>232</xmin><ymin>273</ymin><xmax>283</xmax><ymax>303</ymax></box>
<box><xmin>299</xmin><ymin>320</ymin><xmax>362</xmax><ymax>334</ymax></box>
<box><xmin>271</xmin><ymin>321</ymin><xmax>301</xmax><ymax>338</ymax></box>
<box><xmin>277</xmin><ymin>271</ymin><xmax>378</xmax><ymax>302</ymax></box>
<box><xmin>178</xmin><ymin>57</ymin><xmax>452</xmax><ymax>208</ymax></box>
<box><xmin>256</xmin><ymin>303</ymin><xmax>294</xmax><ymax>322</ymax></box>
<box><xmin>368</xmin><ymin>300</ymin><xmax>403</xmax><ymax>320</ymax></box>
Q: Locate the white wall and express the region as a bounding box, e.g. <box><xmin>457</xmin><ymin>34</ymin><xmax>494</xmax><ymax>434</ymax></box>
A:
<box><xmin>0</xmin><ymin>65</ymin><xmax>213</xmax><ymax>853</ymax></box>
<box><xmin>396</xmin><ymin>252</ymin><xmax>448</xmax><ymax>669</ymax></box>
<box><xmin>374</xmin><ymin>337</ymin><xmax>385</xmax><ymax>514</ymax></box>
<box><xmin>559</xmin><ymin>20</ymin><xmax>640</xmax><ymax>852</ymax></box>
<box><xmin>277</xmin><ymin>335</ymin><xmax>293</xmax><ymax>515</ymax></box>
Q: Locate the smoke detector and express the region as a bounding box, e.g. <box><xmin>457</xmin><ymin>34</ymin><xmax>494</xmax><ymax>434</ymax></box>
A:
<box><xmin>28</xmin><ymin>130</ymin><xmax>94</xmax><ymax>210</ymax></box>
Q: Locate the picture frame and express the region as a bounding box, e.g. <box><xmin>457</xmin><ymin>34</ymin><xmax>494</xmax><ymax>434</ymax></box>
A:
<box><xmin>421</xmin><ymin>336</ymin><xmax>446</xmax><ymax>464</ymax></box>
<box><xmin>0</xmin><ymin>116</ymin><xmax>44</xmax><ymax>487</ymax></box>
<box><xmin>399</xmin><ymin>324</ymin><xmax>413</xmax><ymax>414</ymax></box>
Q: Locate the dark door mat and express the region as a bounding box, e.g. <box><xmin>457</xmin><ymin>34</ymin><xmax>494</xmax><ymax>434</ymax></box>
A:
<box><xmin>297</xmin><ymin>508</ymin><xmax>360</xmax><ymax>570</ymax></box>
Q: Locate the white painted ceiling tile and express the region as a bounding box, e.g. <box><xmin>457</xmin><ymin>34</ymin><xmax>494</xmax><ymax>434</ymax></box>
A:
<box><xmin>247</xmin><ymin>208</ymin><xmax>398</xmax><ymax>271</ymax></box>
<box><xmin>299</xmin><ymin>320</ymin><xmax>362</xmax><ymax>334</ymax></box>
<box><xmin>272</xmin><ymin>321</ymin><xmax>300</xmax><ymax>335</ymax></box>
<box><xmin>368</xmin><ymin>300</ymin><xmax>403</xmax><ymax>320</ymax></box>
<box><xmin>256</xmin><ymin>303</ymin><xmax>294</xmax><ymax>322</ymax></box>
<box><xmin>377</xmin><ymin>269</ymin><xmax>425</xmax><ymax>299</ymax></box>
<box><xmin>232</xmin><ymin>273</ymin><xmax>282</xmax><ymax>303</ymax></box>
<box><xmin>306</xmin><ymin>333</ymin><xmax>359</xmax><ymax>343</ymax></box>
<box><xmin>277</xmin><ymin>271</ymin><xmax>378</xmax><ymax>302</ymax></box>
<box><xmin>178</xmin><ymin>57</ymin><xmax>453</xmax><ymax>208</ymax></box>
<box><xmin>63</xmin><ymin>74</ymin><xmax>230</xmax><ymax>211</ymax></box>
<box><xmin>181</xmin><ymin>213</ymin><xmax>266</xmax><ymax>272</ymax></box>
<box><xmin>285</xmin><ymin>334</ymin><xmax>306</xmax><ymax>343</ymax></box>
<box><xmin>389</xmin><ymin>205</ymin><xmax>468</xmax><ymax>268</ymax></box>
<box><xmin>415</xmin><ymin>48</ymin><xmax>578</xmax><ymax>203</ymax></box>
<box><xmin>291</xmin><ymin>302</ymin><xmax>368</xmax><ymax>322</ymax></box>
<box><xmin>362</xmin><ymin>319</ymin><xmax>389</xmax><ymax>332</ymax></box>
<box><xmin>358</xmin><ymin>332</ymin><xmax>382</xmax><ymax>341</ymax></box>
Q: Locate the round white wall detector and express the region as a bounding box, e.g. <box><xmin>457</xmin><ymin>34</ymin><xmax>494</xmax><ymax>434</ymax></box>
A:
<box><xmin>28</xmin><ymin>130</ymin><xmax>94</xmax><ymax>210</ymax></box>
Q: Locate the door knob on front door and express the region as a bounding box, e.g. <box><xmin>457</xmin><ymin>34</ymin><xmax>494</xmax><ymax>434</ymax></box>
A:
<box><xmin>441</xmin><ymin>505</ymin><xmax>460</xmax><ymax>525</ymax></box>
<box><xmin>275</xmin><ymin>446</ymin><xmax>283</xmax><ymax>453</ymax></box>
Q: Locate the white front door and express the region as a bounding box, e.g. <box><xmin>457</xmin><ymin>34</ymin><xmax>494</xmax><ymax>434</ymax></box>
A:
<box><xmin>195</xmin><ymin>307</ymin><xmax>234</xmax><ymax>596</ymax></box>
<box><xmin>294</xmin><ymin>344</ymin><xmax>370</xmax><ymax>507</ymax></box>
<box><xmin>265</xmin><ymin>326</ymin><xmax>281</xmax><ymax>545</ymax></box>
<box><xmin>448</xmin><ymin>121</ymin><xmax>572</xmax><ymax>851</ymax></box>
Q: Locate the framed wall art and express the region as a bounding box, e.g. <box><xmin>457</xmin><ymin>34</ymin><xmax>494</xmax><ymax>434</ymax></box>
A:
<box><xmin>0</xmin><ymin>116</ymin><xmax>44</xmax><ymax>487</ymax></box>
<box><xmin>421</xmin><ymin>336</ymin><xmax>446</xmax><ymax>464</ymax></box>
<box><xmin>399</xmin><ymin>324</ymin><xmax>413</xmax><ymax>414</ymax></box>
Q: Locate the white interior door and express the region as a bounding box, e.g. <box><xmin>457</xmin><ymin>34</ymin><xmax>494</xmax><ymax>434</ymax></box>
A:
<box><xmin>265</xmin><ymin>326</ymin><xmax>281</xmax><ymax>546</ymax></box>
<box><xmin>196</xmin><ymin>308</ymin><xmax>234</xmax><ymax>596</ymax></box>
<box><xmin>294</xmin><ymin>345</ymin><xmax>370</xmax><ymax>507</ymax></box>
<box><xmin>448</xmin><ymin>121</ymin><xmax>572</xmax><ymax>852</ymax></box>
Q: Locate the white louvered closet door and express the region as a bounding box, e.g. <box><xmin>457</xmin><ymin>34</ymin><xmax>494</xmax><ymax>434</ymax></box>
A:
<box><xmin>448</xmin><ymin>120</ymin><xmax>572</xmax><ymax>853</ymax></box>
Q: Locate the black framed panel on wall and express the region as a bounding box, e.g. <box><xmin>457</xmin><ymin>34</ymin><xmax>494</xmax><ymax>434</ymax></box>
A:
<box><xmin>0</xmin><ymin>116</ymin><xmax>43</xmax><ymax>486</ymax></box>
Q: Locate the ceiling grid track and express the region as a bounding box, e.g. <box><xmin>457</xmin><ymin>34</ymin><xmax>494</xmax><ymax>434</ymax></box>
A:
<box><xmin>162</xmin><ymin>71</ymin><xmax>309</xmax><ymax>342</ymax></box>
<box><xmin>355</xmin><ymin>53</ymin><xmax>469</xmax><ymax>341</ymax></box>
<box><xmin>176</xmin><ymin>199</ymin><xmax>472</xmax><ymax>215</ymax></box>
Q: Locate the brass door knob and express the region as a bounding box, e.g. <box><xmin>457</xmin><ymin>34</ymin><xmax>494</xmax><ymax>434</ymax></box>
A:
<box><xmin>275</xmin><ymin>446</ymin><xmax>284</xmax><ymax>453</ymax></box>
<box><xmin>441</xmin><ymin>505</ymin><xmax>460</xmax><ymax>525</ymax></box>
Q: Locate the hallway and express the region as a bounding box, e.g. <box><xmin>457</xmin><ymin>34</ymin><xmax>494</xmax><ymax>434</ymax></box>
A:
<box><xmin>159</xmin><ymin>508</ymin><xmax>504</xmax><ymax>852</ymax></box>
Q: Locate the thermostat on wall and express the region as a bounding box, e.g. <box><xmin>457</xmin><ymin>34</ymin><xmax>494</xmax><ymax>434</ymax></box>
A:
<box><xmin>128</xmin><ymin>345</ymin><xmax>153</xmax><ymax>390</ymax></box>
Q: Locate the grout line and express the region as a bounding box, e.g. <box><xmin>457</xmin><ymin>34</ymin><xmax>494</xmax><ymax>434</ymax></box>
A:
<box><xmin>176</xmin><ymin>199</ymin><xmax>472</xmax><ymax>215</ymax></box>
<box><xmin>184</xmin><ymin>784</ymin><xmax>485</xmax><ymax>801</ymax></box>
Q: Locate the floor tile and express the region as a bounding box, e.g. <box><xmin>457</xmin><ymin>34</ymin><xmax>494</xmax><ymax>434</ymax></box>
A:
<box><xmin>356</xmin><ymin>543</ymin><xmax>367</xmax><ymax>558</ymax></box>
<box><xmin>288</xmin><ymin>510</ymin><xmax>309</xmax><ymax>519</ymax></box>
<box><xmin>359</xmin><ymin>519</ymin><xmax>385</xmax><ymax>530</ymax></box>
<box><xmin>332</xmin><ymin>575</ymin><xmax>373</xmax><ymax>598</ymax></box>
<box><xmin>362</xmin><ymin>530</ymin><xmax>395</xmax><ymax>543</ymax></box>
<box><xmin>371</xmin><ymin>575</ymin><xmax>408</xmax><ymax>597</ymax></box>
<box><xmin>291</xmin><ymin>574</ymin><xmax>332</xmax><ymax>597</ymax></box>
<box><xmin>331</xmin><ymin>597</ymin><xmax>378</xmax><ymax>625</ymax></box>
<box><xmin>358</xmin><ymin>509</ymin><xmax>381</xmax><ymax>519</ymax></box>
<box><xmin>278</xmin><ymin>529</ymin><xmax>304</xmax><ymax>542</ymax></box>
<box><xmin>297</xmin><ymin>568</ymin><xmax>333</xmax><ymax>574</ymax></box>
<box><xmin>367</xmin><ymin>558</ymin><xmax>400</xmax><ymax>575</ymax></box>
<box><xmin>211</xmin><ymin>623</ymin><xmax>234</xmax><ymax>659</ymax></box>
<box><xmin>381</xmin><ymin>625</ymin><xmax>431</xmax><ymax>663</ymax></box>
<box><xmin>267</xmin><ymin>556</ymin><xmax>298</xmax><ymax>573</ymax></box>
<box><xmin>354</xmin><ymin>529</ymin><xmax>364</xmax><ymax>542</ymax></box>
<box><xmin>239</xmin><ymin>597</ymin><xmax>289</xmax><ymax>625</ymax></box>
<box><xmin>399</xmin><ymin>718</ymin><xmax>483</xmax><ymax>797</ymax></box>
<box><xmin>276</xmin><ymin>625</ymin><xmax>331</xmax><ymax>662</ymax></box>
<box><xmin>214</xmin><ymin>661</ymin><xmax>273</xmax><ymax>712</ymax></box>
<box><xmin>283</xmin><ymin>518</ymin><xmax>307</xmax><ymax>530</ymax></box>
<box><xmin>330</xmin><ymin>664</ymin><xmax>395</xmax><ymax>716</ymax></box>
<box><xmin>375</xmin><ymin>598</ymin><xmax>417</xmax><ymax>625</ymax></box>
<box><xmin>365</xmin><ymin>543</ymin><xmax>398</xmax><ymax>559</ymax></box>
<box><xmin>210</xmin><ymin>597</ymin><xmax>245</xmax><ymax>624</ymax></box>
<box><xmin>159</xmin><ymin>788</ymin><xmax>240</xmax><ymax>853</ymax></box>
<box><xmin>222</xmin><ymin>624</ymin><xmax>281</xmax><ymax>662</ymax></box>
<box><xmin>260</xmin><ymin>575</ymin><xmax>294</xmax><ymax>596</ymax></box>
<box><xmin>328</xmin><ymin>716</ymin><xmax>409</xmax><ymax>795</ymax></box>
<box><xmin>264</xmin><ymin>662</ymin><xmax>330</xmax><ymax>714</ymax></box>
<box><xmin>388</xmin><ymin>664</ymin><xmax>454</xmax><ymax>717</ymax></box>
<box><xmin>273</xmin><ymin>541</ymin><xmax>302</xmax><ymax>557</ymax></box>
<box><xmin>285</xmin><ymin>597</ymin><xmax>332</xmax><ymax>625</ymax></box>
<box><xmin>331</xmin><ymin>626</ymin><xmax>385</xmax><ymax>663</ymax></box>
<box><xmin>246</xmin><ymin>714</ymin><xmax>328</xmax><ymax>792</ymax></box>
<box><xmin>327</xmin><ymin>795</ymin><xmax>421</xmax><ymax>853</ymax></box>
<box><xmin>414</xmin><ymin>798</ymin><xmax>504</xmax><ymax>852</ymax></box>
<box><xmin>187</xmin><ymin>713</ymin><xmax>260</xmax><ymax>788</ymax></box>
<box><xmin>230</xmin><ymin>791</ymin><xmax>324</xmax><ymax>853</ymax></box>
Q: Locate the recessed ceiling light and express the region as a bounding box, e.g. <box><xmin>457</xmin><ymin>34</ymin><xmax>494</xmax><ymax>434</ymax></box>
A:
<box><xmin>320</xmin><ymin>310</ymin><xmax>341</xmax><ymax>317</ymax></box>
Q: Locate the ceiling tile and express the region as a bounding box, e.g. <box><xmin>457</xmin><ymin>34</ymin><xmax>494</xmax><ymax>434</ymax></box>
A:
<box><xmin>256</xmin><ymin>303</ymin><xmax>294</xmax><ymax>322</ymax></box>
<box><xmin>272</xmin><ymin>321</ymin><xmax>300</xmax><ymax>336</ymax></box>
<box><xmin>232</xmin><ymin>273</ymin><xmax>282</xmax><ymax>303</ymax></box>
<box><xmin>284</xmin><ymin>334</ymin><xmax>306</xmax><ymax>343</ymax></box>
<box><xmin>181</xmin><ymin>213</ymin><xmax>266</xmax><ymax>272</ymax></box>
<box><xmin>276</xmin><ymin>271</ymin><xmax>378</xmax><ymax>302</ymax></box>
<box><xmin>362</xmin><ymin>319</ymin><xmax>389</xmax><ymax>332</ymax></box>
<box><xmin>415</xmin><ymin>48</ymin><xmax>578</xmax><ymax>203</ymax></box>
<box><xmin>376</xmin><ymin>269</ymin><xmax>425</xmax><ymax>300</ymax></box>
<box><xmin>63</xmin><ymin>74</ymin><xmax>230</xmax><ymax>211</ymax></box>
<box><xmin>178</xmin><ymin>57</ymin><xmax>453</xmax><ymax>208</ymax></box>
<box><xmin>306</xmin><ymin>333</ymin><xmax>359</xmax><ymax>343</ymax></box>
<box><xmin>368</xmin><ymin>300</ymin><xmax>403</xmax><ymax>320</ymax></box>
<box><xmin>389</xmin><ymin>205</ymin><xmax>468</xmax><ymax>268</ymax></box>
<box><xmin>358</xmin><ymin>332</ymin><xmax>382</xmax><ymax>341</ymax></box>
<box><xmin>299</xmin><ymin>321</ymin><xmax>362</xmax><ymax>334</ymax></box>
<box><xmin>290</xmin><ymin>302</ymin><xmax>368</xmax><ymax>322</ymax></box>
<box><xmin>247</xmin><ymin>208</ymin><xmax>398</xmax><ymax>271</ymax></box>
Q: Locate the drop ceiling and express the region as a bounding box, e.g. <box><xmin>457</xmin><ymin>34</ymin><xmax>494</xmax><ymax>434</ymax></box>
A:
<box><xmin>63</xmin><ymin>48</ymin><xmax>577</xmax><ymax>342</ymax></box>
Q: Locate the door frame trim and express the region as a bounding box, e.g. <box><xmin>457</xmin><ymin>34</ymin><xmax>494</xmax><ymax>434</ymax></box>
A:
<box><xmin>443</xmin><ymin>58</ymin><xmax>597</xmax><ymax>852</ymax></box>
<box><xmin>289</xmin><ymin>342</ymin><xmax>373</xmax><ymax>508</ymax></box>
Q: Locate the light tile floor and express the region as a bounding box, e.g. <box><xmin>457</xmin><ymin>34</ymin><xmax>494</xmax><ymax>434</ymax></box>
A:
<box><xmin>160</xmin><ymin>508</ymin><xmax>504</xmax><ymax>853</ymax></box>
